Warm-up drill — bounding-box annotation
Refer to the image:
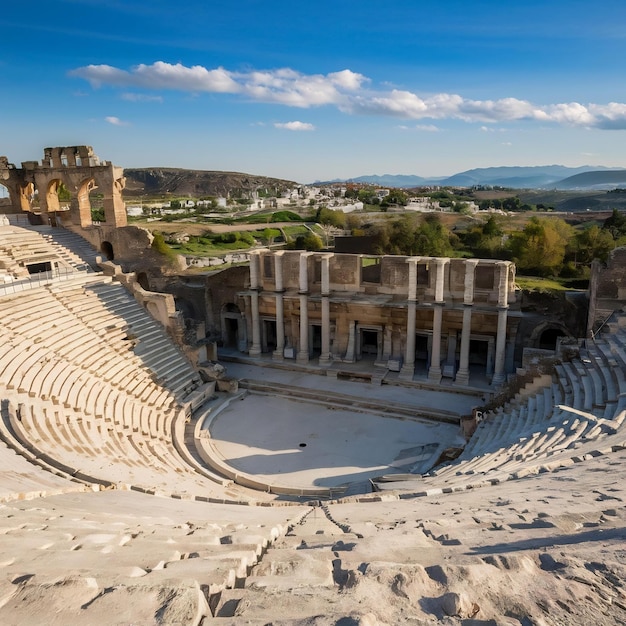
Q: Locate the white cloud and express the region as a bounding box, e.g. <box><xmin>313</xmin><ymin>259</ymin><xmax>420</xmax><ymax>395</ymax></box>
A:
<box><xmin>415</xmin><ymin>124</ymin><xmax>440</xmax><ymax>132</ymax></box>
<box><xmin>121</xmin><ymin>92</ymin><xmax>163</xmax><ymax>103</ymax></box>
<box><xmin>274</xmin><ymin>121</ymin><xmax>315</xmax><ymax>131</ymax></box>
<box><xmin>105</xmin><ymin>116</ymin><xmax>129</xmax><ymax>126</ymax></box>
<box><xmin>70</xmin><ymin>62</ymin><xmax>366</xmax><ymax>108</ymax></box>
<box><xmin>70</xmin><ymin>61</ymin><xmax>626</xmax><ymax>130</ymax></box>
<box><xmin>480</xmin><ymin>126</ymin><xmax>507</xmax><ymax>133</ymax></box>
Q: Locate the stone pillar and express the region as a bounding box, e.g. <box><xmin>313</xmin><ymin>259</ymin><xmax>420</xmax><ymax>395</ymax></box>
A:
<box><xmin>297</xmin><ymin>294</ymin><xmax>309</xmax><ymax>363</ymax></box>
<box><xmin>456</xmin><ymin>259</ymin><xmax>478</xmax><ymax>385</ymax></box>
<box><xmin>249</xmin><ymin>291</ymin><xmax>262</xmax><ymax>356</ymax></box>
<box><xmin>429</xmin><ymin>304</ymin><xmax>443</xmax><ymax>382</ymax></box>
<box><xmin>401</xmin><ymin>257</ymin><xmax>419</xmax><ymax>378</ymax></box>
<box><xmin>456</xmin><ymin>306</ymin><xmax>473</xmax><ymax>386</ymax></box>
<box><xmin>273</xmin><ymin>252</ymin><xmax>285</xmax><ymax>360</ymax></box>
<box><xmin>102</xmin><ymin>167</ymin><xmax>128</xmax><ymax>227</ymax></box>
<box><xmin>428</xmin><ymin>258</ymin><xmax>448</xmax><ymax>383</ymax></box>
<box><xmin>382</xmin><ymin>326</ymin><xmax>392</xmax><ymax>363</ymax></box>
<box><xmin>434</xmin><ymin>257</ymin><xmax>447</xmax><ymax>303</ymax></box>
<box><xmin>344</xmin><ymin>320</ymin><xmax>357</xmax><ymax>363</ymax></box>
<box><xmin>492</xmin><ymin>261</ymin><xmax>510</xmax><ymax>386</ymax></box>
<box><xmin>249</xmin><ymin>252</ymin><xmax>262</xmax><ymax>357</ymax></box>
<box><xmin>319</xmin><ymin>254</ymin><xmax>333</xmax><ymax>365</ymax></box>
<box><xmin>297</xmin><ymin>252</ymin><xmax>312</xmax><ymax>363</ymax></box>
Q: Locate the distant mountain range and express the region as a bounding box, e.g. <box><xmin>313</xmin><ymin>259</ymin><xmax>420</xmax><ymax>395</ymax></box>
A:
<box><xmin>318</xmin><ymin>166</ymin><xmax>626</xmax><ymax>190</ymax></box>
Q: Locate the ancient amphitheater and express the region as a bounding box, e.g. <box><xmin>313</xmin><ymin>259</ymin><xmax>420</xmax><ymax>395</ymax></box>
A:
<box><xmin>1</xmin><ymin>215</ymin><xmax>626</xmax><ymax>625</ymax></box>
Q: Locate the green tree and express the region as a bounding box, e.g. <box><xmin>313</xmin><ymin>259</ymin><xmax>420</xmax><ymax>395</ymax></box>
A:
<box><xmin>57</xmin><ymin>182</ymin><xmax>71</xmax><ymax>202</ymax></box>
<box><xmin>509</xmin><ymin>217</ymin><xmax>572</xmax><ymax>276</ymax></box>
<box><xmin>574</xmin><ymin>225</ymin><xmax>615</xmax><ymax>264</ymax></box>
<box><xmin>413</xmin><ymin>213</ymin><xmax>454</xmax><ymax>256</ymax></box>
<box><xmin>294</xmin><ymin>232</ymin><xmax>323</xmax><ymax>251</ymax></box>
<box><xmin>316</xmin><ymin>207</ymin><xmax>346</xmax><ymax>228</ymax></box>
<box><xmin>603</xmin><ymin>208</ymin><xmax>626</xmax><ymax>239</ymax></box>
<box><xmin>91</xmin><ymin>208</ymin><xmax>105</xmax><ymax>222</ymax></box>
<box><xmin>386</xmin><ymin>189</ymin><xmax>408</xmax><ymax>206</ymax></box>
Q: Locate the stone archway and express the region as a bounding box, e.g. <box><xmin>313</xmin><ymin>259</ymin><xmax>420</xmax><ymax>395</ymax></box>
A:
<box><xmin>136</xmin><ymin>272</ymin><xmax>150</xmax><ymax>291</ymax></box>
<box><xmin>101</xmin><ymin>241</ymin><xmax>114</xmax><ymax>261</ymax></box>
<box><xmin>529</xmin><ymin>321</ymin><xmax>571</xmax><ymax>352</ymax></box>
<box><xmin>539</xmin><ymin>328</ymin><xmax>566</xmax><ymax>351</ymax></box>
<box><xmin>0</xmin><ymin>146</ymin><xmax>127</xmax><ymax>228</ymax></box>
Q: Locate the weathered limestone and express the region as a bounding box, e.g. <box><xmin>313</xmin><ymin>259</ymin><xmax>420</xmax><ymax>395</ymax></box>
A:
<box><xmin>428</xmin><ymin>258</ymin><xmax>449</xmax><ymax>383</ymax></box>
<box><xmin>456</xmin><ymin>259</ymin><xmax>479</xmax><ymax>386</ymax></box>
<box><xmin>0</xmin><ymin>146</ymin><xmax>127</xmax><ymax>228</ymax></box>
<box><xmin>492</xmin><ymin>261</ymin><xmax>510</xmax><ymax>386</ymax></box>
<box><xmin>273</xmin><ymin>251</ymin><xmax>285</xmax><ymax>360</ymax></box>
<box><xmin>248</xmin><ymin>252</ymin><xmax>262</xmax><ymax>357</ymax></box>
<box><xmin>297</xmin><ymin>252</ymin><xmax>314</xmax><ymax>363</ymax></box>
<box><xmin>401</xmin><ymin>257</ymin><xmax>419</xmax><ymax>378</ymax></box>
<box><xmin>319</xmin><ymin>253</ymin><xmax>333</xmax><ymax>365</ymax></box>
<box><xmin>232</xmin><ymin>252</ymin><xmax>518</xmax><ymax>385</ymax></box>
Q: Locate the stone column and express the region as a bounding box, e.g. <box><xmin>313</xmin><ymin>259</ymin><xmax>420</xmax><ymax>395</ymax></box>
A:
<box><xmin>297</xmin><ymin>252</ymin><xmax>312</xmax><ymax>363</ymax></box>
<box><xmin>492</xmin><ymin>261</ymin><xmax>510</xmax><ymax>386</ymax></box>
<box><xmin>428</xmin><ymin>258</ymin><xmax>448</xmax><ymax>383</ymax></box>
<box><xmin>273</xmin><ymin>252</ymin><xmax>285</xmax><ymax>360</ymax></box>
<box><xmin>344</xmin><ymin>320</ymin><xmax>357</xmax><ymax>362</ymax></box>
<box><xmin>401</xmin><ymin>257</ymin><xmax>419</xmax><ymax>378</ymax></box>
<box><xmin>456</xmin><ymin>259</ymin><xmax>479</xmax><ymax>386</ymax></box>
<box><xmin>319</xmin><ymin>254</ymin><xmax>333</xmax><ymax>365</ymax></box>
<box><xmin>248</xmin><ymin>252</ymin><xmax>262</xmax><ymax>357</ymax></box>
<box><xmin>428</xmin><ymin>304</ymin><xmax>444</xmax><ymax>382</ymax></box>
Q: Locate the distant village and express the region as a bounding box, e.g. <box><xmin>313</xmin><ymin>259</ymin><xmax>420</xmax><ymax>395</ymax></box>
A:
<box><xmin>125</xmin><ymin>184</ymin><xmax>481</xmax><ymax>218</ymax></box>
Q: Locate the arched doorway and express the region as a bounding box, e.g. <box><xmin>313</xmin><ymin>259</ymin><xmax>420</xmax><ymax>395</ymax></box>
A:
<box><xmin>539</xmin><ymin>328</ymin><xmax>566</xmax><ymax>351</ymax></box>
<box><xmin>136</xmin><ymin>272</ymin><xmax>150</xmax><ymax>291</ymax></box>
<box><xmin>101</xmin><ymin>241</ymin><xmax>114</xmax><ymax>260</ymax></box>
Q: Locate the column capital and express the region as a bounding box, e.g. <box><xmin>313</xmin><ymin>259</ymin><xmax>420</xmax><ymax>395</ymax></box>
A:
<box><xmin>298</xmin><ymin>251</ymin><xmax>314</xmax><ymax>294</ymax></box>
<box><xmin>432</xmin><ymin>257</ymin><xmax>449</xmax><ymax>303</ymax></box>
<box><xmin>405</xmin><ymin>255</ymin><xmax>423</xmax><ymax>265</ymax></box>
<box><xmin>249</xmin><ymin>251</ymin><xmax>261</xmax><ymax>290</ymax></box>
<box><xmin>463</xmin><ymin>258</ymin><xmax>479</xmax><ymax>305</ymax></box>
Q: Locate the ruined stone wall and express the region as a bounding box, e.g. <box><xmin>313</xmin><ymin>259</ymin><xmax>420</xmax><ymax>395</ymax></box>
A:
<box><xmin>588</xmin><ymin>247</ymin><xmax>626</xmax><ymax>336</ymax></box>
<box><xmin>0</xmin><ymin>146</ymin><xmax>127</xmax><ymax>228</ymax></box>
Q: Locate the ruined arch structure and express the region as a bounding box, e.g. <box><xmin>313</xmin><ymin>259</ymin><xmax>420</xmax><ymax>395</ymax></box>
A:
<box><xmin>0</xmin><ymin>146</ymin><xmax>127</xmax><ymax>227</ymax></box>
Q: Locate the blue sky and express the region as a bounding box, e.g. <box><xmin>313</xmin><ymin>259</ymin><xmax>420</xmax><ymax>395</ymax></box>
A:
<box><xmin>2</xmin><ymin>0</ymin><xmax>626</xmax><ymax>183</ymax></box>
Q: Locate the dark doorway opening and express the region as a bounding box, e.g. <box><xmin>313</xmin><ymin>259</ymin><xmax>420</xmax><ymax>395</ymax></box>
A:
<box><xmin>136</xmin><ymin>272</ymin><xmax>150</xmax><ymax>291</ymax></box>
<box><xmin>224</xmin><ymin>317</ymin><xmax>239</xmax><ymax>348</ymax></box>
<box><xmin>101</xmin><ymin>241</ymin><xmax>114</xmax><ymax>260</ymax></box>
<box><xmin>361</xmin><ymin>329</ymin><xmax>378</xmax><ymax>358</ymax></box>
<box><xmin>469</xmin><ymin>339</ymin><xmax>488</xmax><ymax>365</ymax></box>
<box><xmin>415</xmin><ymin>335</ymin><xmax>429</xmax><ymax>362</ymax></box>
<box><xmin>539</xmin><ymin>328</ymin><xmax>565</xmax><ymax>351</ymax></box>
<box><xmin>311</xmin><ymin>324</ymin><xmax>322</xmax><ymax>358</ymax></box>
<box><xmin>26</xmin><ymin>261</ymin><xmax>52</xmax><ymax>275</ymax></box>
<box><xmin>264</xmin><ymin>320</ymin><xmax>277</xmax><ymax>353</ymax></box>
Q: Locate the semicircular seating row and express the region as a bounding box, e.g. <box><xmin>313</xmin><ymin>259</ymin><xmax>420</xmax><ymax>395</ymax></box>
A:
<box><xmin>0</xmin><ymin>227</ymin><xmax>267</xmax><ymax>503</ymax></box>
<box><xmin>417</xmin><ymin>316</ymin><xmax>626</xmax><ymax>493</ymax></box>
